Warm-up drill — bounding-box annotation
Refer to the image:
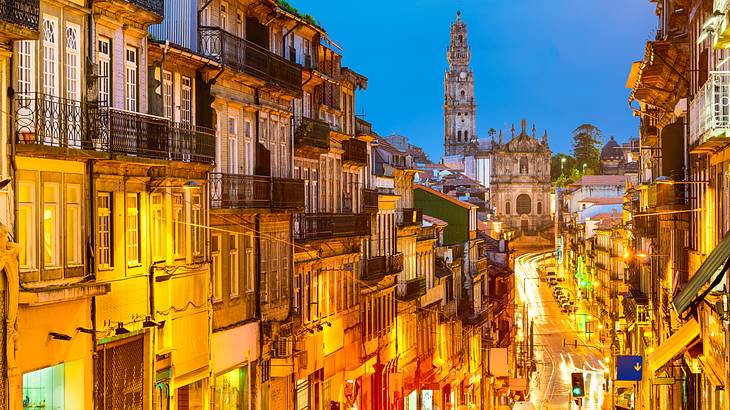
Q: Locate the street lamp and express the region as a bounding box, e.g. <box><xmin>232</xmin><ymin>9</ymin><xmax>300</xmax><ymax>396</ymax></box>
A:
<box><xmin>560</xmin><ymin>157</ymin><xmax>567</xmax><ymax>176</ymax></box>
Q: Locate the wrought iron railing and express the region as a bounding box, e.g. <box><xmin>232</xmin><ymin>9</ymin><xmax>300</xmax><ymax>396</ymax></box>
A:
<box><xmin>389</xmin><ymin>252</ymin><xmax>404</xmax><ymax>274</ymax></box>
<box><xmin>88</xmin><ymin>106</ymin><xmax>215</xmax><ymax>162</ymax></box>
<box><xmin>363</xmin><ymin>189</ymin><xmax>378</xmax><ymax>211</ymax></box>
<box><xmin>127</xmin><ymin>0</ymin><xmax>163</xmax><ymax>16</ymax></box>
<box><xmin>397</xmin><ymin>277</ymin><xmax>426</xmax><ymax>301</ymax></box>
<box><xmin>363</xmin><ymin>255</ymin><xmax>387</xmax><ymax>282</ymax></box>
<box><xmin>15</xmin><ymin>92</ymin><xmax>84</xmax><ymax>148</ymax></box>
<box><xmin>272</xmin><ymin>178</ymin><xmax>305</xmax><ymax>209</ymax></box>
<box><xmin>690</xmin><ymin>71</ymin><xmax>730</xmax><ymax>148</ymax></box>
<box><xmin>342</xmin><ymin>138</ymin><xmax>367</xmax><ymax>165</ymax></box>
<box><xmin>198</xmin><ymin>26</ymin><xmax>301</xmax><ymax>95</ymax></box>
<box><xmin>295</xmin><ymin>117</ymin><xmax>330</xmax><ymax>150</ymax></box>
<box><xmin>396</xmin><ymin>208</ymin><xmax>423</xmax><ymax>227</ymax></box>
<box><xmin>293</xmin><ymin>212</ymin><xmax>370</xmax><ymax>241</ymax></box>
<box><xmin>1</xmin><ymin>0</ymin><xmax>39</xmax><ymax>30</ymax></box>
<box><xmin>210</xmin><ymin>174</ymin><xmax>271</xmax><ymax>209</ymax></box>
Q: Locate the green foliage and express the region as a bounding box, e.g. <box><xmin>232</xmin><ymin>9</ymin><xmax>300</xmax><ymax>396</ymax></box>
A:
<box><xmin>571</xmin><ymin>124</ymin><xmax>603</xmax><ymax>175</ymax></box>
<box><xmin>551</xmin><ymin>153</ymin><xmax>577</xmax><ymax>182</ymax></box>
<box><xmin>276</xmin><ymin>0</ymin><xmax>319</xmax><ymax>26</ymax></box>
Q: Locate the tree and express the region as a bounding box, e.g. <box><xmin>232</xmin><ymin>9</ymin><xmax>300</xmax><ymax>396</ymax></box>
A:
<box><xmin>551</xmin><ymin>153</ymin><xmax>577</xmax><ymax>182</ymax></box>
<box><xmin>571</xmin><ymin>124</ymin><xmax>603</xmax><ymax>175</ymax></box>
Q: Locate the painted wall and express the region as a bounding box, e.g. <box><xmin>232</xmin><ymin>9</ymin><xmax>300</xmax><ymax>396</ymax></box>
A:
<box><xmin>415</xmin><ymin>189</ymin><xmax>468</xmax><ymax>245</ymax></box>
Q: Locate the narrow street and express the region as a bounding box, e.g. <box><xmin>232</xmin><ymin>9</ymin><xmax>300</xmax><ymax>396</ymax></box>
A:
<box><xmin>515</xmin><ymin>252</ymin><xmax>609</xmax><ymax>410</ymax></box>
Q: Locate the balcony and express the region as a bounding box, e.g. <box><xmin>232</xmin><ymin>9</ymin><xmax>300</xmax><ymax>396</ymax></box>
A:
<box><xmin>397</xmin><ymin>277</ymin><xmax>426</xmax><ymax>302</ymax></box>
<box><xmin>342</xmin><ymin>138</ymin><xmax>368</xmax><ymax>166</ymax></box>
<box><xmin>396</xmin><ymin>208</ymin><xmax>423</xmax><ymax>228</ymax></box>
<box><xmin>15</xmin><ymin>93</ymin><xmax>84</xmax><ymax>149</ymax></box>
<box><xmin>0</xmin><ymin>0</ymin><xmax>39</xmax><ymax>41</ymax></box>
<box><xmin>471</xmin><ymin>258</ymin><xmax>488</xmax><ymax>277</ymax></box>
<box><xmin>363</xmin><ymin>189</ymin><xmax>378</xmax><ymax>212</ymax></box>
<box><xmin>91</xmin><ymin>106</ymin><xmax>215</xmax><ymax>163</ymax></box>
<box><xmin>690</xmin><ymin>72</ymin><xmax>730</xmax><ymax>152</ymax></box>
<box><xmin>656</xmin><ymin>183</ymin><xmax>686</xmax><ymax>208</ymax></box>
<box><xmin>389</xmin><ymin>252</ymin><xmax>404</xmax><ymax>274</ymax></box>
<box><xmin>295</xmin><ymin>117</ymin><xmax>330</xmax><ymax>152</ymax></box>
<box><xmin>293</xmin><ymin>212</ymin><xmax>370</xmax><ymax>242</ymax></box>
<box><xmin>199</xmin><ymin>27</ymin><xmax>301</xmax><ymax>96</ymax></box>
<box><xmin>362</xmin><ymin>252</ymin><xmax>404</xmax><ymax>282</ymax></box>
<box><xmin>210</xmin><ymin>174</ymin><xmax>304</xmax><ymax>210</ymax></box>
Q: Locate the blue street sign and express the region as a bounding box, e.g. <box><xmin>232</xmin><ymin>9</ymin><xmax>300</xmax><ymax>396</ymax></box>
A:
<box><xmin>616</xmin><ymin>355</ymin><xmax>643</xmax><ymax>381</ymax></box>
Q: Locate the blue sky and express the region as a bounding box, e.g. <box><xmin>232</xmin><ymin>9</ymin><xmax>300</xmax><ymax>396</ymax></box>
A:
<box><xmin>289</xmin><ymin>0</ymin><xmax>657</xmax><ymax>159</ymax></box>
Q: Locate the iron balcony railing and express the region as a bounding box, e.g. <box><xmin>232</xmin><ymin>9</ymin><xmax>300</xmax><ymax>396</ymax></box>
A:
<box><xmin>690</xmin><ymin>72</ymin><xmax>730</xmax><ymax>148</ymax></box>
<box><xmin>15</xmin><ymin>92</ymin><xmax>84</xmax><ymax>148</ymax></box>
<box><xmin>198</xmin><ymin>26</ymin><xmax>301</xmax><ymax>95</ymax></box>
<box><xmin>363</xmin><ymin>255</ymin><xmax>388</xmax><ymax>282</ymax></box>
<box><xmin>88</xmin><ymin>105</ymin><xmax>215</xmax><ymax>162</ymax></box>
<box><xmin>1</xmin><ymin>0</ymin><xmax>39</xmax><ymax>31</ymax></box>
<box><xmin>363</xmin><ymin>189</ymin><xmax>378</xmax><ymax>212</ymax></box>
<box><xmin>293</xmin><ymin>212</ymin><xmax>370</xmax><ymax>242</ymax></box>
<box><xmin>389</xmin><ymin>252</ymin><xmax>404</xmax><ymax>274</ymax></box>
<box><xmin>342</xmin><ymin>138</ymin><xmax>368</xmax><ymax>165</ymax></box>
<box><xmin>295</xmin><ymin>117</ymin><xmax>330</xmax><ymax>150</ymax></box>
<box><xmin>210</xmin><ymin>173</ymin><xmax>304</xmax><ymax>210</ymax></box>
<box><xmin>397</xmin><ymin>277</ymin><xmax>426</xmax><ymax>301</ymax></box>
<box><xmin>396</xmin><ymin>208</ymin><xmax>423</xmax><ymax>227</ymax></box>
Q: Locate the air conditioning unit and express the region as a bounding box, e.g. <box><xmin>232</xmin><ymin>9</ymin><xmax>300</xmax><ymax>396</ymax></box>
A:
<box><xmin>273</xmin><ymin>337</ymin><xmax>292</xmax><ymax>358</ymax></box>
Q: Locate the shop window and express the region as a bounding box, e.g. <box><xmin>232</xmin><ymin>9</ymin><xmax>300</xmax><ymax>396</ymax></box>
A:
<box><xmin>22</xmin><ymin>363</ymin><xmax>65</xmax><ymax>409</ymax></box>
<box><xmin>214</xmin><ymin>365</ymin><xmax>248</xmax><ymax>410</ymax></box>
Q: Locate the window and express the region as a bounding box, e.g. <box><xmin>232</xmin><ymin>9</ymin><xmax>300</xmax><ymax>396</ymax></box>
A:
<box><xmin>243</xmin><ymin>119</ymin><xmax>253</xmax><ymax>174</ymax></box>
<box><xmin>18</xmin><ymin>182</ymin><xmax>35</xmax><ymax>270</ymax></box>
<box><xmin>457</xmin><ymin>130</ymin><xmax>462</xmax><ymax>142</ymax></box>
<box><xmin>151</xmin><ymin>193</ymin><xmax>165</xmax><ymax>261</ymax></box>
<box><xmin>520</xmin><ymin>157</ymin><xmax>529</xmax><ymax>174</ymax></box>
<box><xmin>173</xmin><ymin>193</ymin><xmax>185</xmax><ymax>258</ymax></box>
<box><xmin>228</xmin><ymin>116</ymin><xmax>238</xmax><ymax>173</ymax></box>
<box><xmin>220</xmin><ymin>2</ymin><xmax>228</xmax><ymax>30</ymax></box>
<box><xmin>43</xmin><ymin>17</ymin><xmax>59</xmax><ymax>97</ymax></box>
<box><xmin>97</xmin><ymin>37</ymin><xmax>111</xmax><ymax>103</ymax></box>
<box><xmin>236</xmin><ymin>10</ymin><xmax>244</xmax><ymax>37</ymax></box>
<box><xmin>163</xmin><ymin>71</ymin><xmax>174</xmax><ymax>121</ymax></box>
<box><xmin>230</xmin><ymin>234</ymin><xmax>239</xmax><ymax>297</ymax></box>
<box><xmin>181</xmin><ymin>76</ymin><xmax>191</xmax><ymax>125</ymax></box>
<box><xmin>126</xmin><ymin>193</ymin><xmax>140</xmax><ymax>265</ymax></box>
<box><xmin>65</xmin><ymin>25</ymin><xmax>80</xmax><ymax>101</ymax></box>
<box><xmin>505</xmin><ymin>201</ymin><xmax>511</xmax><ymax>215</ymax></box>
<box><xmin>97</xmin><ymin>192</ymin><xmax>112</xmax><ymax>269</ymax></box>
<box><xmin>191</xmin><ymin>194</ymin><xmax>202</xmax><ymax>257</ymax></box>
<box><xmin>18</xmin><ymin>40</ymin><xmax>34</xmax><ymax>96</ymax></box>
<box><xmin>516</xmin><ymin>194</ymin><xmax>532</xmax><ymax>215</ymax></box>
<box><xmin>43</xmin><ymin>183</ymin><xmax>60</xmax><ymax>268</ymax></box>
<box><xmin>65</xmin><ymin>184</ymin><xmax>82</xmax><ymax>266</ymax></box>
<box><xmin>244</xmin><ymin>232</ymin><xmax>255</xmax><ymax>292</ymax></box>
<box><xmin>125</xmin><ymin>46</ymin><xmax>138</xmax><ymax>111</ymax></box>
<box><xmin>212</xmin><ymin>234</ymin><xmax>222</xmax><ymax>300</ymax></box>
<box><xmin>537</xmin><ymin>201</ymin><xmax>543</xmax><ymax>215</ymax></box>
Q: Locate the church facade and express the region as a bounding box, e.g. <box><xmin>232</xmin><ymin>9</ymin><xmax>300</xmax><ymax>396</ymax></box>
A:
<box><xmin>489</xmin><ymin>121</ymin><xmax>552</xmax><ymax>234</ymax></box>
<box><xmin>441</xmin><ymin>13</ymin><xmax>552</xmax><ymax>236</ymax></box>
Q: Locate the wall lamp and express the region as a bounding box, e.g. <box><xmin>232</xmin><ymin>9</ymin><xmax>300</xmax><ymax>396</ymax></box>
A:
<box><xmin>49</xmin><ymin>332</ymin><xmax>72</xmax><ymax>341</ymax></box>
<box><xmin>142</xmin><ymin>316</ymin><xmax>160</xmax><ymax>328</ymax></box>
<box><xmin>77</xmin><ymin>327</ymin><xmax>95</xmax><ymax>335</ymax></box>
<box><xmin>115</xmin><ymin>322</ymin><xmax>131</xmax><ymax>335</ymax></box>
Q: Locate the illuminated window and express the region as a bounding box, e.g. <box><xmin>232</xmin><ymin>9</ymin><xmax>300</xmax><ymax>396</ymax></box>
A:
<box><xmin>97</xmin><ymin>192</ymin><xmax>112</xmax><ymax>269</ymax></box>
<box><xmin>172</xmin><ymin>193</ymin><xmax>185</xmax><ymax>259</ymax></box>
<box><xmin>18</xmin><ymin>182</ymin><xmax>35</xmax><ymax>270</ymax></box>
<box><xmin>163</xmin><ymin>71</ymin><xmax>174</xmax><ymax>121</ymax></box>
<box><xmin>43</xmin><ymin>183</ymin><xmax>60</xmax><ymax>268</ymax></box>
<box><xmin>151</xmin><ymin>193</ymin><xmax>164</xmax><ymax>261</ymax></box>
<box><xmin>126</xmin><ymin>193</ymin><xmax>140</xmax><ymax>265</ymax></box>
<box><xmin>65</xmin><ymin>184</ymin><xmax>82</xmax><ymax>266</ymax></box>
<box><xmin>125</xmin><ymin>46</ymin><xmax>138</xmax><ymax>111</ymax></box>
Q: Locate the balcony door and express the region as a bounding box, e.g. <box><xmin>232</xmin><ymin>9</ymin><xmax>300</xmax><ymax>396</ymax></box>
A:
<box><xmin>42</xmin><ymin>16</ymin><xmax>59</xmax><ymax>145</ymax></box>
<box><xmin>65</xmin><ymin>24</ymin><xmax>81</xmax><ymax>148</ymax></box>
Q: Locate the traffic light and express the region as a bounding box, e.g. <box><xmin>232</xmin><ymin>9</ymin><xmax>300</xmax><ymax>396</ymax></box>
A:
<box><xmin>571</xmin><ymin>372</ymin><xmax>585</xmax><ymax>397</ymax></box>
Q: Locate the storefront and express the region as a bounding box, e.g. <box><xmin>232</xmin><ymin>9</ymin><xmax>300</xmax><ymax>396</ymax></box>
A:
<box><xmin>21</xmin><ymin>360</ymin><xmax>85</xmax><ymax>410</ymax></box>
<box><xmin>211</xmin><ymin>322</ymin><xmax>258</xmax><ymax>410</ymax></box>
<box><xmin>214</xmin><ymin>365</ymin><xmax>251</xmax><ymax>410</ymax></box>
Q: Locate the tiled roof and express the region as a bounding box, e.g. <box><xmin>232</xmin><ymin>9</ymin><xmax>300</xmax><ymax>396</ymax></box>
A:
<box><xmin>415</xmin><ymin>184</ymin><xmax>477</xmax><ymax>209</ymax></box>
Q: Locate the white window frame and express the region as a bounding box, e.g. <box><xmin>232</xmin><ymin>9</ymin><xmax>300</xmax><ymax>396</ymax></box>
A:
<box><xmin>243</xmin><ymin>119</ymin><xmax>253</xmax><ymax>175</ymax></box>
<box><xmin>244</xmin><ymin>231</ymin><xmax>255</xmax><ymax>293</ymax></box>
<box><xmin>227</xmin><ymin>116</ymin><xmax>239</xmax><ymax>173</ymax></box>
<box><xmin>163</xmin><ymin>71</ymin><xmax>174</xmax><ymax>121</ymax></box>
<box><xmin>65</xmin><ymin>24</ymin><xmax>80</xmax><ymax>102</ymax></box>
<box><xmin>151</xmin><ymin>193</ymin><xmax>165</xmax><ymax>261</ymax></box>
<box><xmin>125</xmin><ymin>46</ymin><xmax>138</xmax><ymax>112</ymax></box>
<box><xmin>220</xmin><ymin>2</ymin><xmax>228</xmax><ymax>31</ymax></box>
<box><xmin>181</xmin><ymin>76</ymin><xmax>192</xmax><ymax>125</ymax></box>
<box><xmin>230</xmin><ymin>234</ymin><xmax>239</xmax><ymax>297</ymax></box>
<box><xmin>42</xmin><ymin>16</ymin><xmax>59</xmax><ymax>97</ymax></box>
<box><xmin>97</xmin><ymin>36</ymin><xmax>111</xmax><ymax>104</ymax></box>
<box><xmin>212</xmin><ymin>234</ymin><xmax>222</xmax><ymax>301</ymax></box>
<box><xmin>17</xmin><ymin>40</ymin><xmax>35</xmax><ymax>96</ymax></box>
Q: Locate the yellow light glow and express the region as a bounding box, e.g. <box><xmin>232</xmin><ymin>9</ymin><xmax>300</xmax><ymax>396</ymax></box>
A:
<box><xmin>597</xmin><ymin>323</ymin><xmax>604</xmax><ymax>330</ymax></box>
<box><xmin>636</xmin><ymin>252</ymin><xmax>648</xmax><ymax>258</ymax></box>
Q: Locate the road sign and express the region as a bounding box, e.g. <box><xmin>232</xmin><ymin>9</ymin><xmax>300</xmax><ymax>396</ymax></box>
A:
<box><xmin>616</xmin><ymin>355</ymin><xmax>643</xmax><ymax>381</ymax></box>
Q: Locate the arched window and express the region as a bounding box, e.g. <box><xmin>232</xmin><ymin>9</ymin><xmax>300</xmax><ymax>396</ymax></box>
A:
<box><xmin>505</xmin><ymin>201</ymin><xmax>511</xmax><ymax>215</ymax></box>
<box><xmin>458</xmin><ymin>34</ymin><xmax>463</xmax><ymax>43</ymax></box>
<box><xmin>516</xmin><ymin>194</ymin><xmax>531</xmax><ymax>215</ymax></box>
<box><xmin>460</xmin><ymin>90</ymin><xmax>465</xmax><ymax>98</ymax></box>
<box><xmin>537</xmin><ymin>201</ymin><xmax>543</xmax><ymax>215</ymax></box>
<box><xmin>464</xmin><ymin>130</ymin><xmax>469</xmax><ymax>140</ymax></box>
<box><xmin>457</xmin><ymin>130</ymin><xmax>462</xmax><ymax>141</ymax></box>
<box><xmin>519</xmin><ymin>157</ymin><xmax>529</xmax><ymax>174</ymax></box>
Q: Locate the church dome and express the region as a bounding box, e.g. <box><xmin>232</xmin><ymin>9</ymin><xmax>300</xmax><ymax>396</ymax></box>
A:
<box><xmin>601</xmin><ymin>136</ymin><xmax>623</xmax><ymax>160</ymax></box>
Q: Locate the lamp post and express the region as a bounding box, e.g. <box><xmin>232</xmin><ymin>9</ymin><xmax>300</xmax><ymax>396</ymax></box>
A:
<box><xmin>560</xmin><ymin>157</ymin><xmax>567</xmax><ymax>177</ymax></box>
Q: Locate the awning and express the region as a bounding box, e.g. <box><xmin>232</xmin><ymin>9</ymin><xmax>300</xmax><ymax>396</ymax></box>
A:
<box><xmin>647</xmin><ymin>318</ymin><xmax>700</xmax><ymax>373</ymax></box>
<box><xmin>673</xmin><ymin>233</ymin><xmax>730</xmax><ymax>315</ymax></box>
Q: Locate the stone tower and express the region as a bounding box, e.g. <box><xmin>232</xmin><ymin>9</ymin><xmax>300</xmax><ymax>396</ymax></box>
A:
<box><xmin>444</xmin><ymin>11</ymin><xmax>477</xmax><ymax>157</ymax></box>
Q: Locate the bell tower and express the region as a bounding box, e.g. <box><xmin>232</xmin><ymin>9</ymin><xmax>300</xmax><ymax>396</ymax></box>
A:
<box><xmin>444</xmin><ymin>11</ymin><xmax>477</xmax><ymax>157</ymax></box>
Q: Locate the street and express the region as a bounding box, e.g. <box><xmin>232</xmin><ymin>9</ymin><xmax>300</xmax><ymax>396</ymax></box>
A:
<box><xmin>515</xmin><ymin>252</ymin><xmax>609</xmax><ymax>410</ymax></box>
